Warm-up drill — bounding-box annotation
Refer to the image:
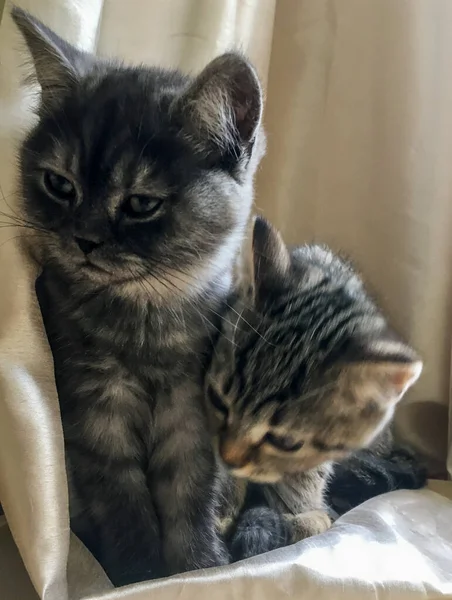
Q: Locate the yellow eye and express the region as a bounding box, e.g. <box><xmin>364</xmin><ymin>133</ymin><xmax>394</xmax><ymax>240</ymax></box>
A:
<box><xmin>123</xmin><ymin>195</ymin><xmax>163</xmax><ymax>218</ymax></box>
<box><xmin>43</xmin><ymin>171</ymin><xmax>76</xmax><ymax>202</ymax></box>
<box><xmin>265</xmin><ymin>432</ymin><xmax>304</xmax><ymax>452</ymax></box>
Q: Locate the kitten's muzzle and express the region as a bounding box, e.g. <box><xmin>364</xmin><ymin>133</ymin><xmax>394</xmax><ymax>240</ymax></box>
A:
<box><xmin>219</xmin><ymin>437</ymin><xmax>251</xmax><ymax>469</ymax></box>
<box><xmin>74</xmin><ymin>236</ymin><xmax>104</xmax><ymax>255</ymax></box>
<box><xmin>218</xmin><ymin>438</ymin><xmax>284</xmax><ymax>483</ymax></box>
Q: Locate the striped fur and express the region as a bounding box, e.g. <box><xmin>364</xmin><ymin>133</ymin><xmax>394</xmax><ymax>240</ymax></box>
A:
<box><xmin>206</xmin><ymin>217</ymin><xmax>423</xmax><ymax>559</ymax></box>
<box><xmin>326</xmin><ymin>430</ymin><xmax>427</xmax><ymax>515</ymax></box>
<box><xmin>14</xmin><ymin>8</ymin><xmax>265</xmax><ymax>586</ymax></box>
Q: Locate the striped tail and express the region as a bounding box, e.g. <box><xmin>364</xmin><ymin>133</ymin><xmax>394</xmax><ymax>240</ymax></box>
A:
<box><xmin>326</xmin><ymin>447</ymin><xmax>427</xmax><ymax>516</ymax></box>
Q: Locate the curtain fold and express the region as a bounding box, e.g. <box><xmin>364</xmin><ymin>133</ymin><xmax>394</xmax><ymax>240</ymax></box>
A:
<box><xmin>0</xmin><ymin>2</ymin><xmax>104</xmax><ymax>597</ymax></box>
<box><xmin>0</xmin><ymin>1</ymin><xmax>451</xmax><ymax>599</ymax></box>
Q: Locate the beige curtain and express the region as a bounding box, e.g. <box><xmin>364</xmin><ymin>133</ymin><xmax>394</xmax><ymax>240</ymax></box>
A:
<box><xmin>1</xmin><ymin>1</ymin><xmax>452</xmax><ymax>599</ymax></box>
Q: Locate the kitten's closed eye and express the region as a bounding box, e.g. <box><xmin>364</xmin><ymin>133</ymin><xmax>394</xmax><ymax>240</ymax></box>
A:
<box><xmin>122</xmin><ymin>195</ymin><xmax>164</xmax><ymax>219</ymax></box>
<box><xmin>264</xmin><ymin>432</ymin><xmax>304</xmax><ymax>452</ymax></box>
<box><xmin>207</xmin><ymin>385</ymin><xmax>229</xmax><ymax>417</ymax></box>
<box><xmin>43</xmin><ymin>170</ymin><xmax>76</xmax><ymax>203</ymax></box>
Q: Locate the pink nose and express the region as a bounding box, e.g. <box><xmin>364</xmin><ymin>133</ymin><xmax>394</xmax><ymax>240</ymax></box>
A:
<box><xmin>219</xmin><ymin>438</ymin><xmax>250</xmax><ymax>469</ymax></box>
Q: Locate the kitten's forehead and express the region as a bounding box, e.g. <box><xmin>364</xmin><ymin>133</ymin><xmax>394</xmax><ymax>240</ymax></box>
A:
<box><xmin>35</xmin><ymin>69</ymin><xmax>195</xmax><ymax>210</ymax></box>
<box><xmin>107</xmin><ymin>160</ymin><xmax>174</xmax><ymax>211</ymax></box>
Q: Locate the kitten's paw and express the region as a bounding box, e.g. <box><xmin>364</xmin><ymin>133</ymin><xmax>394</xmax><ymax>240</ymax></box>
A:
<box><xmin>286</xmin><ymin>510</ymin><xmax>332</xmax><ymax>542</ymax></box>
<box><xmin>196</xmin><ymin>538</ymin><xmax>230</xmax><ymax>570</ymax></box>
<box><xmin>197</xmin><ymin>547</ymin><xmax>230</xmax><ymax>569</ymax></box>
<box><xmin>229</xmin><ymin>507</ymin><xmax>290</xmax><ymax>561</ymax></box>
<box><xmin>167</xmin><ymin>545</ymin><xmax>229</xmax><ymax>575</ymax></box>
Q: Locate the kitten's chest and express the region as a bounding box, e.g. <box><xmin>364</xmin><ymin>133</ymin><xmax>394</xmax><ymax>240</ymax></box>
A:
<box><xmin>39</xmin><ymin>271</ymin><xmax>219</xmax><ymax>371</ymax></box>
<box><xmin>38</xmin><ymin>271</ymin><xmax>216</xmax><ymax>451</ymax></box>
<box><xmin>60</xmin><ymin>353</ymin><xmax>208</xmax><ymax>463</ymax></box>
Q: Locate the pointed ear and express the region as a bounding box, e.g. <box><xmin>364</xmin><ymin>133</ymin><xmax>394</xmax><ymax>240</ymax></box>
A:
<box><xmin>345</xmin><ymin>336</ymin><xmax>423</xmax><ymax>408</ymax></box>
<box><xmin>359</xmin><ymin>360</ymin><xmax>422</xmax><ymax>400</ymax></box>
<box><xmin>12</xmin><ymin>7</ymin><xmax>90</xmax><ymax>107</ymax></box>
<box><xmin>173</xmin><ymin>52</ymin><xmax>262</xmax><ymax>161</ymax></box>
<box><xmin>252</xmin><ymin>216</ymin><xmax>290</xmax><ymax>304</ymax></box>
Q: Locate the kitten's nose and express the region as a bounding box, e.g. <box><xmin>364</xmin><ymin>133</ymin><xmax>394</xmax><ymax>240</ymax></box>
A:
<box><xmin>74</xmin><ymin>236</ymin><xmax>103</xmax><ymax>255</ymax></box>
<box><xmin>219</xmin><ymin>437</ymin><xmax>250</xmax><ymax>469</ymax></box>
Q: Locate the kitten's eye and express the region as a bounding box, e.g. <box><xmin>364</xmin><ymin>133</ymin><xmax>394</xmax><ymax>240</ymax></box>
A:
<box><xmin>43</xmin><ymin>171</ymin><xmax>76</xmax><ymax>202</ymax></box>
<box><xmin>265</xmin><ymin>432</ymin><xmax>304</xmax><ymax>452</ymax></box>
<box><xmin>123</xmin><ymin>195</ymin><xmax>163</xmax><ymax>218</ymax></box>
<box><xmin>207</xmin><ymin>385</ymin><xmax>229</xmax><ymax>417</ymax></box>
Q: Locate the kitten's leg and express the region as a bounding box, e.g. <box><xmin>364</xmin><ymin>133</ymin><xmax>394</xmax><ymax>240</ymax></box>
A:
<box><xmin>152</xmin><ymin>449</ymin><xmax>229</xmax><ymax>574</ymax></box>
<box><xmin>284</xmin><ymin>510</ymin><xmax>332</xmax><ymax>542</ymax></box>
<box><xmin>265</xmin><ymin>466</ymin><xmax>333</xmax><ymax>542</ymax></box>
<box><xmin>68</xmin><ymin>447</ymin><xmax>162</xmax><ymax>586</ymax></box>
<box><xmin>58</xmin><ymin>353</ymin><xmax>164</xmax><ymax>586</ymax></box>
<box><xmin>152</xmin><ymin>396</ymin><xmax>229</xmax><ymax>574</ymax></box>
<box><xmin>217</xmin><ymin>476</ymin><xmax>247</xmax><ymax>537</ymax></box>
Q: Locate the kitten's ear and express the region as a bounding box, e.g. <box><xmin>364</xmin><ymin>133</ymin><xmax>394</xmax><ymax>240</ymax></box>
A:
<box><xmin>174</xmin><ymin>52</ymin><xmax>262</xmax><ymax>161</ymax></box>
<box><xmin>346</xmin><ymin>340</ymin><xmax>423</xmax><ymax>406</ymax></box>
<box><xmin>252</xmin><ymin>216</ymin><xmax>290</xmax><ymax>304</ymax></box>
<box><xmin>12</xmin><ymin>7</ymin><xmax>90</xmax><ymax>106</ymax></box>
<box><xmin>357</xmin><ymin>360</ymin><xmax>422</xmax><ymax>399</ymax></box>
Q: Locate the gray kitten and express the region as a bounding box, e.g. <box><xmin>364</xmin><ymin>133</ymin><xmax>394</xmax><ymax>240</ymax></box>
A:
<box><xmin>206</xmin><ymin>217</ymin><xmax>422</xmax><ymax>559</ymax></box>
<box><xmin>12</xmin><ymin>7</ymin><xmax>265</xmax><ymax>585</ymax></box>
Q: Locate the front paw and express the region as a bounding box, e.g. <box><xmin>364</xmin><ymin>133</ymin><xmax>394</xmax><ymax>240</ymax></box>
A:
<box><xmin>286</xmin><ymin>510</ymin><xmax>332</xmax><ymax>542</ymax></box>
<box><xmin>228</xmin><ymin>507</ymin><xmax>290</xmax><ymax>561</ymax></box>
<box><xmin>198</xmin><ymin>547</ymin><xmax>230</xmax><ymax>569</ymax></box>
<box><xmin>166</xmin><ymin>538</ymin><xmax>229</xmax><ymax>575</ymax></box>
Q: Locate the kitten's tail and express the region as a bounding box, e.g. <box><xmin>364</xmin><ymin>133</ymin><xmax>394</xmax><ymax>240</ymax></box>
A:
<box><xmin>228</xmin><ymin>507</ymin><xmax>290</xmax><ymax>561</ymax></box>
<box><xmin>326</xmin><ymin>447</ymin><xmax>427</xmax><ymax>516</ymax></box>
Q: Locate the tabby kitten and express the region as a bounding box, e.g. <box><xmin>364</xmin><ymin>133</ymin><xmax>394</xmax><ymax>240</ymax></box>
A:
<box><xmin>205</xmin><ymin>216</ymin><xmax>422</xmax><ymax>559</ymax></box>
<box><xmin>13</xmin><ymin>7</ymin><xmax>265</xmax><ymax>585</ymax></box>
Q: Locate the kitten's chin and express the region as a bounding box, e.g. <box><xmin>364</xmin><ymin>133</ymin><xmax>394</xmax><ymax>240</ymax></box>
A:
<box><xmin>81</xmin><ymin>259</ymin><xmax>111</xmax><ymax>275</ymax></box>
<box><xmin>230</xmin><ymin>467</ymin><xmax>282</xmax><ymax>484</ymax></box>
<box><xmin>67</xmin><ymin>255</ymin><xmax>117</xmax><ymax>281</ymax></box>
<box><xmin>43</xmin><ymin>238</ymin><xmax>236</xmax><ymax>305</ymax></box>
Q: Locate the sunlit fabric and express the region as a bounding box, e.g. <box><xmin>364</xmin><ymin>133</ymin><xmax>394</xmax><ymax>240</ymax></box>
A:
<box><xmin>1</xmin><ymin>491</ymin><xmax>452</xmax><ymax>599</ymax></box>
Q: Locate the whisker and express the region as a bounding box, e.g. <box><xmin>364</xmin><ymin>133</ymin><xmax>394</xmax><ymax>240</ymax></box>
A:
<box><xmin>223</xmin><ymin>300</ymin><xmax>271</xmax><ymax>345</ymax></box>
<box><xmin>0</xmin><ymin>232</ymin><xmax>56</xmax><ymax>252</ymax></box>
<box><xmin>0</xmin><ymin>212</ymin><xmax>50</xmax><ymax>234</ymax></box>
<box><xmin>131</xmin><ymin>254</ymin><xmax>262</xmax><ymax>342</ymax></box>
<box><xmin>0</xmin><ymin>185</ymin><xmax>23</xmax><ymax>222</ymax></box>
<box><xmin>144</xmin><ymin>266</ymin><xmax>243</xmax><ymax>338</ymax></box>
